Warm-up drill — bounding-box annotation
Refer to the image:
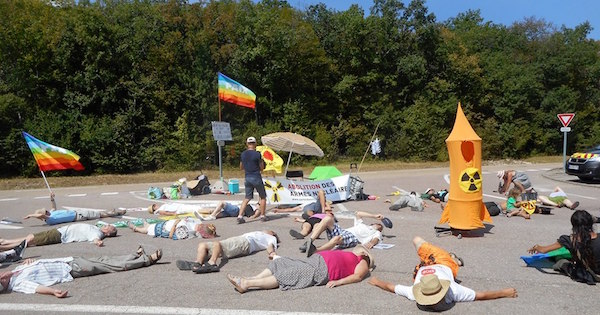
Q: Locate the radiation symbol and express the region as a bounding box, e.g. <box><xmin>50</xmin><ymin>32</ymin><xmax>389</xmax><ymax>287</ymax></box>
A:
<box><xmin>522</xmin><ymin>200</ymin><xmax>536</xmax><ymax>214</ymax></box>
<box><xmin>459</xmin><ymin>167</ymin><xmax>482</xmax><ymax>193</ymax></box>
<box><xmin>264</xmin><ymin>180</ymin><xmax>284</xmax><ymax>203</ymax></box>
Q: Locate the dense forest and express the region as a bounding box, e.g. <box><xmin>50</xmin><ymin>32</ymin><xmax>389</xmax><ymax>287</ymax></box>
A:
<box><xmin>1</xmin><ymin>0</ymin><xmax>599</xmax><ymax>177</ymax></box>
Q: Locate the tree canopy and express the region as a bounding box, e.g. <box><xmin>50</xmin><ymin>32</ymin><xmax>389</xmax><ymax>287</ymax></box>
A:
<box><xmin>1</xmin><ymin>0</ymin><xmax>598</xmax><ymax>177</ymax></box>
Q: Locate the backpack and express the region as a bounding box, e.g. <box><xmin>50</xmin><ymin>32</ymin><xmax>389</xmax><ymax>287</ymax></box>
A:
<box><xmin>484</xmin><ymin>201</ymin><xmax>501</xmax><ymax>216</ymax></box>
<box><xmin>147</xmin><ymin>187</ymin><xmax>163</xmax><ymax>199</ymax></box>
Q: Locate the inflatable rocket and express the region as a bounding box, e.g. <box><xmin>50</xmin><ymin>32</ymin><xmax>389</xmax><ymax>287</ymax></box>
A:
<box><xmin>439</xmin><ymin>103</ymin><xmax>492</xmax><ymax>230</ymax></box>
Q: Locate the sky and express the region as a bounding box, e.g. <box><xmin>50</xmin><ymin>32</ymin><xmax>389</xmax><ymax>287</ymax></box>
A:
<box><xmin>288</xmin><ymin>0</ymin><xmax>600</xmax><ymax>40</ymax></box>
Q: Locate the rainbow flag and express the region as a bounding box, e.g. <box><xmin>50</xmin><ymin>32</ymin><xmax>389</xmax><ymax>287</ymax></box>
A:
<box><xmin>22</xmin><ymin>131</ymin><xmax>84</xmax><ymax>172</ymax></box>
<box><xmin>218</xmin><ymin>72</ymin><xmax>256</xmax><ymax>109</ymax></box>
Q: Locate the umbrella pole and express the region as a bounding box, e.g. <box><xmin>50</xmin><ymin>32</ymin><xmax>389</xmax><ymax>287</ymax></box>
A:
<box><xmin>285</xmin><ymin>151</ymin><xmax>292</xmax><ymax>176</ymax></box>
<box><xmin>358</xmin><ymin>120</ymin><xmax>381</xmax><ymax>173</ymax></box>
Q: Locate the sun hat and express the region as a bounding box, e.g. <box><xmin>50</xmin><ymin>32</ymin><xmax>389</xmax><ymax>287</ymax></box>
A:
<box><xmin>34</xmin><ymin>208</ymin><xmax>47</xmax><ymax>215</ymax></box>
<box><xmin>412</xmin><ymin>274</ymin><xmax>451</xmax><ymax>306</ymax></box>
<box><xmin>246</xmin><ymin>136</ymin><xmax>256</xmax><ymax>143</ymax></box>
<box><xmin>352</xmin><ymin>245</ymin><xmax>375</xmax><ymax>270</ymax></box>
<box><xmin>497</xmin><ymin>170</ymin><xmax>505</xmax><ymax>179</ymax></box>
<box><xmin>148</xmin><ymin>204</ymin><xmax>155</xmax><ymax>214</ymax></box>
<box><xmin>381</xmin><ymin>217</ymin><xmax>393</xmax><ymax>229</ymax></box>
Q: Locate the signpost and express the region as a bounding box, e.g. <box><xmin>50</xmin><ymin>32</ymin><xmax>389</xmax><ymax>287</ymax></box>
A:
<box><xmin>211</xmin><ymin>122</ymin><xmax>232</xmax><ymax>188</ymax></box>
<box><xmin>557</xmin><ymin>113</ymin><xmax>575</xmax><ymax>172</ymax></box>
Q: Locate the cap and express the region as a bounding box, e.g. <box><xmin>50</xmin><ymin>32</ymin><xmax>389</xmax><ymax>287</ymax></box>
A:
<box><xmin>246</xmin><ymin>136</ymin><xmax>256</xmax><ymax>143</ymax></box>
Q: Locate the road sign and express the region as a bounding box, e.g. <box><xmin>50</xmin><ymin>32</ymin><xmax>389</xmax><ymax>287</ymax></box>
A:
<box><xmin>211</xmin><ymin>121</ymin><xmax>232</xmax><ymax>141</ymax></box>
<box><xmin>557</xmin><ymin>113</ymin><xmax>575</xmax><ymax>127</ymax></box>
<box><xmin>560</xmin><ymin>127</ymin><xmax>571</xmax><ymax>132</ymax></box>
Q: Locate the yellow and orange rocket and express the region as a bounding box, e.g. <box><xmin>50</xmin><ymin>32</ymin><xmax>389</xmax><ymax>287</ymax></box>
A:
<box><xmin>439</xmin><ymin>103</ymin><xmax>492</xmax><ymax>230</ymax></box>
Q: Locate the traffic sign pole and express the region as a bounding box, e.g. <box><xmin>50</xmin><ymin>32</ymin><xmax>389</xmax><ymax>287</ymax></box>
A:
<box><xmin>557</xmin><ymin>113</ymin><xmax>575</xmax><ymax>172</ymax></box>
<box><xmin>563</xmin><ymin>130</ymin><xmax>568</xmax><ymax>172</ymax></box>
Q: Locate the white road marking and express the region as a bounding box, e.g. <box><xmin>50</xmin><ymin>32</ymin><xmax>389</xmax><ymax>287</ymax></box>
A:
<box><xmin>526</xmin><ymin>169</ymin><xmax>539</xmax><ymax>172</ymax></box>
<box><xmin>483</xmin><ymin>193</ymin><xmax>506</xmax><ymax>201</ymax></box>
<box><xmin>0</xmin><ymin>303</ymin><xmax>355</xmax><ymax>315</ymax></box>
<box><xmin>0</xmin><ymin>224</ymin><xmax>23</xmax><ymax>229</ymax></box>
<box><xmin>101</xmin><ymin>192</ymin><xmax>119</xmax><ymax>196</ymax></box>
<box><xmin>0</xmin><ymin>198</ymin><xmax>18</xmax><ymax>201</ymax></box>
<box><xmin>67</xmin><ymin>194</ymin><xmax>87</xmax><ymax>197</ymax></box>
<box><xmin>34</xmin><ymin>196</ymin><xmax>50</xmax><ymax>199</ymax></box>
<box><xmin>444</xmin><ymin>174</ymin><xmax>450</xmax><ymax>184</ymax></box>
<box><xmin>565</xmin><ymin>193</ymin><xmax>597</xmax><ymax>200</ymax></box>
<box><xmin>541</xmin><ymin>168</ymin><xmax>552</xmax><ymax>171</ymax></box>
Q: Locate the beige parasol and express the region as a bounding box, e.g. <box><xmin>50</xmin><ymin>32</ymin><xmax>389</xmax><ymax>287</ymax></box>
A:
<box><xmin>261</xmin><ymin>132</ymin><xmax>324</xmax><ymax>174</ymax></box>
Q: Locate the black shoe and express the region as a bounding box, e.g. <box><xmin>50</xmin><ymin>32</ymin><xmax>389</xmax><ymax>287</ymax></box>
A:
<box><xmin>299</xmin><ymin>242</ymin><xmax>308</xmax><ymax>253</ymax></box>
<box><xmin>13</xmin><ymin>240</ymin><xmax>26</xmax><ymax>259</ymax></box>
<box><xmin>306</xmin><ymin>238</ymin><xmax>317</xmax><ymax>257</ymax></box>
<box><xmin>176</xmin><ymin>260</ymin><xmax>195</xmax><ymax>271</ymax></box>
<box><xmin>289</xmin><ymin>229</ymin><xmax>305</xmax><ymax>239</ymax></box>
<box><xmin>570</xmin><ymin>201</ymin><xmax>579</xmax><ymax>210</ymax></box>
<box><xmin>237</xmin><ymin>217</ymin><xmax>245</xmax><ymax>224</ymax></box>
<box><xmin>194</xmin><ymin>263</ymin><xmax>220</xmax><ymax>274</ymax></box>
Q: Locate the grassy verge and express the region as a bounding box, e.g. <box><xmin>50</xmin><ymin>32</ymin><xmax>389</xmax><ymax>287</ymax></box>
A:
<box><xmin>0</xmin><ymin>156</ymin><xmax>562</xmax><ymax>190</ymax></box>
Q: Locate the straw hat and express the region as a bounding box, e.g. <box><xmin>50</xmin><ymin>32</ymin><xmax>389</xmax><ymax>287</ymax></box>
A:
<box><xmin>412</xmin><ymin>274</ymin><xmax>450</xmax><ymax>306</ymax></box>
<box><xmin>352</xmin><ymin>245</ymin><xmax>375</xmax><ymax>270</ymax></box>
<box><xmin>148</xmin><ymin>204</ymin><xmax>156</xmax><ymax>214</ymax></box>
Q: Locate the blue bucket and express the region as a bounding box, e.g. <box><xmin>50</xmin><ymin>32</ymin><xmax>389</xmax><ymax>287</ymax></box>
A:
<box><xmin>228</xmin><ymin>179</ymin><xmax>239</xmax><ymax>194</ymax></box>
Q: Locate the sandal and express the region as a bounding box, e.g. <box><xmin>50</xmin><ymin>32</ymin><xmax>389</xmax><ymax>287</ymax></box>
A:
<box><xmin>450</xmin><ymin>252</ymin><xmax>464</xmax><ymax>267</ymax></box>
<box><xmin>227</xmin><ymin>274</ymin><xmax>247</xmax><ymax>294</ymax></box>
<box><xmin>194</xmin><ymin>263</ymin><xmax>220</xmax><ymax>274</ymax></box>
<box><xmin>149</xmin><ymin>249</ymin><xmax>162</xmax><ymax>265</ymax></box>
<box><xmin>136</xmin><ymin>245</ymin><xmax>146</xmax><ymax>257</ymax></box>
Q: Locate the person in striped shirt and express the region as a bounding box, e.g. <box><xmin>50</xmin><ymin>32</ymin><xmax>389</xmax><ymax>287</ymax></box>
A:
<box><xmin>0</xmin><ymin>246</ymin><xmax>161</xmax><ymax>297</ymax></box>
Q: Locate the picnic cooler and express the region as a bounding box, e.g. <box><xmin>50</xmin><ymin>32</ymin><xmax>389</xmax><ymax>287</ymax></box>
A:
<box><xmin>188</xmin><ymin>175</ymin><xmax>211</xmax><ymax>195</ymax></box>
<box><xmin>228</xmin><ymin>178</ymin><xmax>240</xmax><ymax>194</ymax></box>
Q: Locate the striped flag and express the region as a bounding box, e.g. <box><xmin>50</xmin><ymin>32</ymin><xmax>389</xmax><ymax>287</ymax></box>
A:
<box><xmin>218</xmin><ymin>72</ymin><xmax>256</xmax><ymax>109</ymax></box>
<box><xmin>22</xmin><ymin>131</ymin><xmax>84</xmax><ymax>171</ymax></box>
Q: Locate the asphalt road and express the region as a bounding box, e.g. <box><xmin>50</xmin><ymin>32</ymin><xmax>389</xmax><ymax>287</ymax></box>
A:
<box><xmin>0</xmin><ymin>163</ymin><xmax>599</xmax><ymax>314</ymax></box>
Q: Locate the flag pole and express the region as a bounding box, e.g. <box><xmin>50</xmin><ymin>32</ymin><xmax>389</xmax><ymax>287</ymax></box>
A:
<box><xmin>40</xmin><ymin>170</ymin><xmax>53</xmax><ymax>194</ymax></box>
<box><xmin>358</xmin><ymin>120</ymin><xmax>382</xmax><ymax>173</ymax></box>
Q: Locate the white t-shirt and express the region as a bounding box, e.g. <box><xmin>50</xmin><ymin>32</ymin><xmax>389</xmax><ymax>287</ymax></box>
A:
<box><xmin>155</xmin><ymin>203</ymin><xmax>201</xmax><ymax>215</ymax></box>
<box><xmin>243</xmin><ymin>231</ymin><xmax>277</xmax><ymax>254</ymax></box>
<box><xmin>346</xmin><ymin>218</ymin><xmax>382</xmax><ymax>245</ymax></box>
<box><xmin>57</xmin><ymin>224</ymin><xmax>104</xmax><ymax>243</ymax></box>
<box><xmin>394</xmin><ymin>264</ymin><xmax>476</xmax><ymax>311</ymax></box>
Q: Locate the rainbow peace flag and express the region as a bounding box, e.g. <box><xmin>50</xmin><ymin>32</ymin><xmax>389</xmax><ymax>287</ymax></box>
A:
<box><xmin>22</xmin><ymin>131</ymin><xmax>84</xmax><ymax>172</ymax></box>
<box><xmin>218</xmin><ymin>72</ymin><xmax>256</xmax><ymax>109</ymax></box>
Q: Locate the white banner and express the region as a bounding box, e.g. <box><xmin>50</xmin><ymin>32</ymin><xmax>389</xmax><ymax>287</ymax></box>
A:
<box><xmin>263</xmin><ymin>175</ymin><xmax>351</xmax><ymax>204</ymax></box>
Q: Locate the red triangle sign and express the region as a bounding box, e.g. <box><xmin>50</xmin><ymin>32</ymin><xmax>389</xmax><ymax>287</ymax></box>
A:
<box><xmin>557</xmin><ymin>113</ymin><xmax>575</xmax><ymax>127</ymax></box>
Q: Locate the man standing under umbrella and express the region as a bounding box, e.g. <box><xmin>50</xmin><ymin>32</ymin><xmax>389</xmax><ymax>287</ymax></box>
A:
<box><xmin>237</xmin><ymin>137</ymin><xmax>268</xmax><ymax>223</ymax></box>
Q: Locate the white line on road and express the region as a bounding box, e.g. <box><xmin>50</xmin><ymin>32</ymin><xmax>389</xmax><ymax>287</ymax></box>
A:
<box><xmin>565</xmin><ymin>193</ymin><xmax>597</xmax><ymax>200</ymax></box>
<box><xmin>0</xmin><ymin>198</ymin><xmax>18</xmax><ymax>201</ymax></box>
<box><xmin>483</xmin><ymin>193</ymin><xmax>506</xmax><ymax>201</ymax></box>
<box><xmin>101</xmin><ymin>192</ymin><xmax>119</xmax><ymax>196</ymax></box>
<box><xmin>444</xmin><ymin>174</ymin><xmax>450</xmax><ymax>184</ymax></box>
<box><xmin>67</xmin><ymin>194</ymin><xmax>87</xmax><ymax>197</ymax></box>
<box><xmin>0</xmin><ymin>224</ymin><xmax>23</xmax><ymax>230</ymax></box>
<box><xmin>0</xmin><ymin>303</ymin><xmax>356</xmax><ymax>315</ymax></box>
<box><xmin>34</xmin><ymin>196</ymin><xmax>49</xmax><ymax>199</ymax></box>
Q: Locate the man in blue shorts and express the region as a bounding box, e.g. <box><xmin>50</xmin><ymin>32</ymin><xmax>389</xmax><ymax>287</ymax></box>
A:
<box><xmin>237</xmin><ymin>136</ymin><xmax>267</xmax><ymax>223</ymax></box>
